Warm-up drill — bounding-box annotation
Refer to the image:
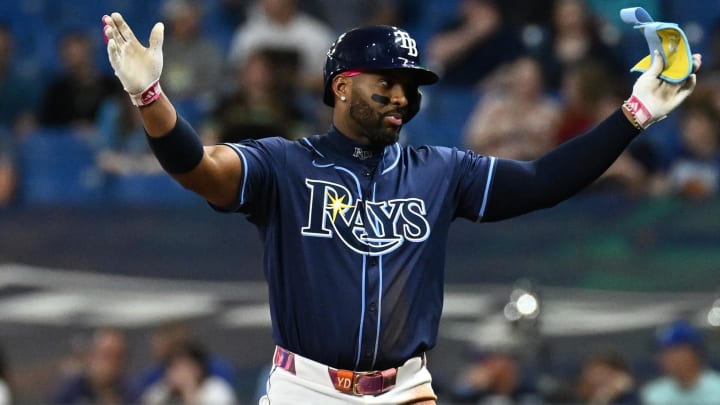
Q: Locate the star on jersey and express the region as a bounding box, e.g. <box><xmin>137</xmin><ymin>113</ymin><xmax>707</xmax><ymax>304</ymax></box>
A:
<box><xmin>302</xmin><ymin>179</ymin><xmax>431</xmax><ymax>255</ymax></box>
<box><xmin>326</xmin><ymin>194</ymin><xmax>355</xmax><ymax>222</ymax></box>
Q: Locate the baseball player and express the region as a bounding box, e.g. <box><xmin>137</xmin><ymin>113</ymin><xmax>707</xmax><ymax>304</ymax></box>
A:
<box><xmin>102</xmin><ymin>12</ymin><xmax>700</xmax><ymax>405</ymax></box>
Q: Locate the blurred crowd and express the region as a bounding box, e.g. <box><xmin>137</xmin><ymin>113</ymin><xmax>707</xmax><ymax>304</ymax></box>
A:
<box><xmin>2</xmin><ymin>0</ymin><xmax>720</xmax><ymax>403</ymax></box>
<box><xmin>2</xmin><ymin>322</ymin><xmax>240</xmax><ymax>405</ymax></box>
<box><xmin>2</xmin><ymin>319</ymin><xmax>720</xmax><ymax>404</ymax></box>
<box><xmin>442</xmin><ymin>319</ymin><xmax>720</xmax><ymax>405</ymax></box>
<box><xmin>1</xmin><ymin>0</ymin><xmax>720</xmax><ymax>208</ymax></box>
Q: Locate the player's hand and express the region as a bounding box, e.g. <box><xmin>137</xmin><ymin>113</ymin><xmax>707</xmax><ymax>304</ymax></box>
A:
<box><xmin>625</xmin><ymin>50</ymin><xmax>700</xmax><ymax>129</ymax></box>
<box><xmin>103</xmin><ymin>12</ymin><xmax>164</xmax><ymax>105</ymax></box>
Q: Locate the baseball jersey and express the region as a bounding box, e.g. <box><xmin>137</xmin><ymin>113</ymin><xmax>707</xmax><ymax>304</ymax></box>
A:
<box><xmin>221</xmin><ymin>126</ymin><xmax>496</xmax><ymax>372</ymax></box>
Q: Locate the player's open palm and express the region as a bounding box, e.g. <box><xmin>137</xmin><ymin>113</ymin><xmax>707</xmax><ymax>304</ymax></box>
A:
<box><xmin>103</xmin><ymin>12</ymin><xmax>164</xmax><ymax>96</ymax></box>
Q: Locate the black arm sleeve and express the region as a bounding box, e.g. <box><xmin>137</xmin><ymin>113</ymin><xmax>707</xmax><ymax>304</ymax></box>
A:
<box><xmin>482</xmin><ymin>108</ymin><xmax>641</xmax><ymax>222</ymax></box>
<box><xmin>146</xmin><ymin>114</ymin><xmax>205</xmax><ymax>174</ymax></box>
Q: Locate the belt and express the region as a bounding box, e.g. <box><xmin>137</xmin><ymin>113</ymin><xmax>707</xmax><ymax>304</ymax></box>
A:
<box><xmin>273</xmin><ymin>346</ymin><xmax>398</xmax><ymax>396</ymax></box>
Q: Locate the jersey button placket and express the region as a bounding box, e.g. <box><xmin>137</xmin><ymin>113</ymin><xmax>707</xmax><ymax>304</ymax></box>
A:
<box><xmin>360</xmin><ymin>253</ymin><xmax>380</xmax><ymax>368</ymax></box>
<box><xmin>361</xmin><ymin>168</ymin><xmax>381</xmax><ymax>368</ymax></box>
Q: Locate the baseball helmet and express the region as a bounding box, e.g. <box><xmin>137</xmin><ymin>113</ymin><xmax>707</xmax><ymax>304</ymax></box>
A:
<box><xmin>323</xmin><ymin>25</ymin><xmax>439</xmax><ymax>106</ymax></box>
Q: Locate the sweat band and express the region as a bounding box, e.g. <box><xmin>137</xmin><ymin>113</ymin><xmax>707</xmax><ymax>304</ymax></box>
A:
<box><xmin>146</xmin><ymin>114</ymin><xmax>204</xmax><ymax>174</ymax></box>
<box><xmin>341</xmin><ymin>70</ymin><xmax>363</xmax><ymax>77</ymax></box>
<box><xmin>130</xmin><ymin>80</ymin><xmax>163</xmax><ymax>107</ymax></box>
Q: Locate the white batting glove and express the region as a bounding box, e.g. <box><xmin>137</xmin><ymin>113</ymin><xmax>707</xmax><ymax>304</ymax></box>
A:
<box><xmin>103</xmin><ymin>13</ymin><xmax>164</xmax><ymax>106</ymax></box>
<box><xmin>624</xmin><ymin>50</ymin><xmax>700</xmax><ymax>129</ymax></box>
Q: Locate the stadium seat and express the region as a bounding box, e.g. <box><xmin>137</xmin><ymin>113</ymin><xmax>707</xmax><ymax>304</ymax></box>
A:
<box><xmin>17</xmin><ymin>129</ymin><xmax>105</xmax><ymax>205</ymax></box>
<box><xmin>424</xmin><ymin>87</ymin><xmax>482</xmax><ymax>148</ymax></box>
<box><xmin>104</xmin><ymin>173</ymin><xmax>195</xmax><ymax>206</ymax></box>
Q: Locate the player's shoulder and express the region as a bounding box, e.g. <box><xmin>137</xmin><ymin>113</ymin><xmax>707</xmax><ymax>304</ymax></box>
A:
<box><xmin>221</xmin><ymin>136</ymin><xmax>317</xmax><ymax>170</ymax></box>
<box><xmin>401</xmin><ymin>143</ymin><xmax>478</xmax><ymax>163</ymax></box>
<box><xmin>228</xmin><ymin>135</ymin><xmax>314</xmax><ymax>154</ymax></box>
<box><xmin>234</xmin><ymin>136</ymin><xmax>294</xmax><ymax>148</ymax></box>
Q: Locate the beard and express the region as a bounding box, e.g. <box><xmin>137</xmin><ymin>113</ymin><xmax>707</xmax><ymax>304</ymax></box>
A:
<box><xmin>348</xmin><ymin>96</ymin><xmax>401</xmax><ymax>148</ymax></box>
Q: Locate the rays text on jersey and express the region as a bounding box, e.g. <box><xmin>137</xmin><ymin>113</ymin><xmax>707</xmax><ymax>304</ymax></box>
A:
<box><xmin>301</xmin><ymin>179</ymin><xmax>430</xmax><ymax>255</ymax></box>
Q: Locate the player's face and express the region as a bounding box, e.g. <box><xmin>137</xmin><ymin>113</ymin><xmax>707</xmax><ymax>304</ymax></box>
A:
<box><xmin>348</xmin><ymin>72</ymin><xmax>418</xmax><ymax>147</ymax></box>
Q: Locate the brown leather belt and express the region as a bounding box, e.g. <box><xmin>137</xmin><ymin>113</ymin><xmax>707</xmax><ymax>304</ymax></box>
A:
<box><xmin>273</xmin><ymin>346</ymin><xmax>397</xmax><ymax>396</ymax></box>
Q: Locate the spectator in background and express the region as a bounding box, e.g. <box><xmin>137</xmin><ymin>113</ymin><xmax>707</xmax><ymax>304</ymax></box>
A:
<box><xmin>451</xmin><ymin>351</ymin><xmax>537</xmax><ymax>404</ymax></box>
<box><xmin>0</xmin><ymin>129</ymin><xmax>15</xmax><ymax>207</ymax></box>
<box><xmin>585</xmin><ymin>0</ymin><xmax>662</xmax><ymax>36</ymax></box>
<box><xmin>303</xmin><ymin>0</ymin><xmax>399</xmax><ymax>35</ymax></box>
<box><xmin>141</xmin><ymin>341</ymin><xmax>237</xmax><ymax>405</ymax></box>
<box><xmin>160</xmin><ymin>0</ymin><xmax>223</xmax><ymax>105</ymax></box>
<box><xmin>426</xmin><ymin>0</ymin><xmax>524</xmax><ymax>88</ymax></box>
<box><xmin>495</xmin><ymin>0</ymin><xmax>554</xmax><ymax>28</ymax></box>
<box><xmin>216</xmin><ymin>0</ymin><xmax>250</xmax><ymax>31</ymax></box>
<box><xmin>227</xmin><ymin>0</ymin><xmax>334</xmax><ymax>93</ymax></box>
<box><xmin>576</xmin><ymin>352</ymin><xmax>638</xmax><ymax>405</ymax></box>
<box><xmin>553</xmin><ymin>61</ymin><xmax>656</xmax><ymax>196</ymax></box>
<box><xmin>528</xmin><ymin>0</ymin><xmax>623</xmax><ymax>92</ymax></box>
<box><xmin>699</xmin><ymin>73</ymin><xmax>720</xmax><ymax>117</ymax></box>
<box><xmin>94</xmin><ymin>95</ymin><xmax>162</xmax><ymax>176</ymax></box>
<box><xmin>0</xmin><ymin>24</ymin><xmax>40</xmax><ymax>137</ymax></box>
<box><xmin>0</xmin><ymin>26</ymin><xmax>21</xmax><ymax>207</ymax></box>
<box><xmin>0</xmin><ymin>344</ymin><xmax>11</xmax><ymax>405</ymax></box>
<box><xmin>555</xmin><ymin>61</ymin><xmax>617</xmax><ymax>145</ymax></box>
<box><xmin>464</xmin><ymin>56</ymin><xmax>561</xmax><ymax>159</ymax></box>
<box><xmin>651</xmin><ymin>92</ymin><xmax>720</xmax><ymax>199</ymax></box>
<box><xmin>132</xmin><ymin>321</ymin><xmax>236</xmax><ymax>403</ymax></box>
<box><xmin>203</xmin><ymin>48</ymin><xmax>308</xmax><ymax>143</ymax></box>
<box><xmin>641</xmin><ymin>320</ymin><xmax>720</xmax><ymax>405</ymax></box>
<box><xmin>710</xmin><ymin>19</ymin><xmax>720</xmax><ymax>73</ymax></box>
<box><xmin>39</xmin><ymin>31</ymin><xmax>120</xmax><ymax>130</ymax></box>
<box><xmin>596</xmin><ymin>138</ymin><xmax>661</xmax><ymax>196</ymax></box>
<box><xmin>51</xmin><ymin>328</ymin><xmax>132</xmax><ymax>405</ymax></box>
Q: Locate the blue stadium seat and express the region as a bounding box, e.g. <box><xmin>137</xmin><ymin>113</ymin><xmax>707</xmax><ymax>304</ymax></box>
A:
<box><xmin>202</xmin><ymin>0</ymin><xmax>237</xmax><ymax>53</ymax></box>
<box><xmin>174</xmin><ymin>98</ymin><xmax>208</xmax><ymax>129</ymax></box>
<box><xmin>414</xmin><ymin>87</ymin><xmax>482</xmax><ymax>148</ymax></box>
<box><xmin>402</xmin><ymin>0</ymin><xmax>461</xmax><ymax>47</ymax></box>
<box><xmin>17</xmin><ymin>129</ymin><xmax>105</xmax><ymax>205</ymax></box>
<box><xmin>3</xmin><ymin>1</ymin><xmax>53</xmax><ymax>73</ymax></box>
<box><xmin>105</xmin><ymin>173</ymin><xmax>195</xmax><ymax>206</ymax></box>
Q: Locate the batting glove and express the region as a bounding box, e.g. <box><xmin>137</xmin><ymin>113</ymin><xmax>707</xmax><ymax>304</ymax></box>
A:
<box><xmin>624</xmin><ymin>50</ymin><xmax>700</xmax><ymax>130</ymax></box>
<box><xmin>103</xmin><ymin>13</ymin><xmax>164</xmax><ymax>106</ymax></box>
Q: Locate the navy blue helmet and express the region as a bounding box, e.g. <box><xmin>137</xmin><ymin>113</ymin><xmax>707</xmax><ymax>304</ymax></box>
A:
<box><xmin>323</xmin><ymin>25</ymin><xmax>439</xmax><ymax>106</ymax></box>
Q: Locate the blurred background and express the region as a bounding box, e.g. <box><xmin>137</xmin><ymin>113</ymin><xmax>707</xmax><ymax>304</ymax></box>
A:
<box><xmin>1</xmin><ymin>0</ymin><xmax>720</xmax><ymax>404</ymax></box>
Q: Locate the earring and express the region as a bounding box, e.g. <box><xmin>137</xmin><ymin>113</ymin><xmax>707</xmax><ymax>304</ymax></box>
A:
<box><xmin>340</xmin><ymin>96</ymin><xmax>347</xmax><ymax>101</ymax></box>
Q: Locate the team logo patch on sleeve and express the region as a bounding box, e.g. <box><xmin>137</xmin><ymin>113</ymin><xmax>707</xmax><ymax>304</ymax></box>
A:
<box><xmin>301</xmin><ymin>179</ymin><xmax>430</xmax><ymax>255</ymax></box>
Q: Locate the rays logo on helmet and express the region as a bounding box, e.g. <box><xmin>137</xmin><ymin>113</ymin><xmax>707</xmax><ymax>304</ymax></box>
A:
<box><xmin>394</xmin><ymin>30</ymin><xmax>418</xmax><ymax>57</ymax></box>
<box><xmin>301</xmin><ymin>179</ymin><xmax>430</xmax><ymax>255</ymax></box>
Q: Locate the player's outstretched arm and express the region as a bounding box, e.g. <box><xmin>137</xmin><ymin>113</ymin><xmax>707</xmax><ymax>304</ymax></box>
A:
<box><xmin>482</xmin><ymin>52</ymin><xmax>700</xmax><ymax>222</ymax></box>
<box><xmin>103</xmin><ymin>13</ymin><xmax>242</xmax><ymax>209</ymax></box>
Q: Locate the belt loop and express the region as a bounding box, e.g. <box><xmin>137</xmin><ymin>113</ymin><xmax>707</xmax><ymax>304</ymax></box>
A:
<box><xmin>273</xmin><ymin>346</ymin><xmax>296</xmax><ymax>375</ymax></box>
